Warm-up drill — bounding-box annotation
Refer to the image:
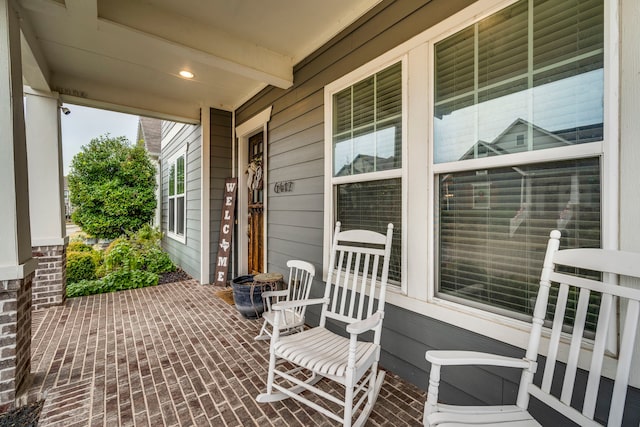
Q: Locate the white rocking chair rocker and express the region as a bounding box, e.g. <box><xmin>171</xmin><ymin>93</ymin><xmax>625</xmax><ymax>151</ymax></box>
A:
<box><xmin>255</xmin><ymin>259</ymin><xmax>316</xmax><ymax>341</ymax></box>
<box><xmin>257</xmin><ymin>222</ymin><xmax>394</xmax><ymax>427</ymax></box>
<box><xmin>424</xmin><ymin>230</ymin><xmax>640</xmax><ymax>426</ymax></box>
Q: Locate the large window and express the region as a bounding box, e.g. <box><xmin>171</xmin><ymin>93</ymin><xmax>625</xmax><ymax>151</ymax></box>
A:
<box><xmin>327</xmin><ymin>61</ymin><xmax>404</xmax><ymax>283</ymax></box>
<box><xmin>433</xmin><ymin>0</ymin><xmax>604</xmax><ymax>319</ymax></box>
<box><xmin>167</xmin><ymin>151</ymin><xmax>186</xmax><ymax>241</ymax></box>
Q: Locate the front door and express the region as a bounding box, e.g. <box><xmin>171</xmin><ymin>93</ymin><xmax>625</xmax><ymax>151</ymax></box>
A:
<box><xmin>247</xmin><ymin>132</ymin><xmax>264</xmax><ymax>274</ymax></box>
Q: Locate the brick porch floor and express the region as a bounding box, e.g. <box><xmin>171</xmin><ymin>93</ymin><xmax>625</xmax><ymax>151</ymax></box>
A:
<box><xmin>28</xmin><ymin>279</ymin><xmax>425</xmax><ymax>426</ymax></box>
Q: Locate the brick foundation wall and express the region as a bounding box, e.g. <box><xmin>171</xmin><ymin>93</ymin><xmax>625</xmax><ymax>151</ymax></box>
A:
<box><xmin>31</xmin><ymin>245</ymin><xmax>66</xmax><ymax>310</ymax></box>
<box><xmin>0</xmin><ymin>273</ymin><xmax>33</xmax><ymax>410</ymax></box>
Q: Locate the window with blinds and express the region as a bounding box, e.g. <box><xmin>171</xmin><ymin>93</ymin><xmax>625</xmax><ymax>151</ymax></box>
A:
<box><xmin>434</xmin><ymin>0</ymin><xmax>604</xmax><ymax>164</ymax></box>
<box><xmin>331</xmin><ymin>61</ymin><xmax>403</xmax><ymax>284</ymax></box>
<box><xmin>333</xmin><ymin>62</ymin><xmax>402</xmax><ymax>176</ymax></box>
<box><xmin>434</xmin><ymin>0</ymin><xmax>604</xmax><ymax>322</ymax></box>
<box><xmin>438</xmin><ymin>158</ymin><xmax>601</xmax><ymax>321</ymax></box>
<box><xmin>337</xmin><ymin>179</ymin><xmax>402</xmax><ymax>282</ymax></box>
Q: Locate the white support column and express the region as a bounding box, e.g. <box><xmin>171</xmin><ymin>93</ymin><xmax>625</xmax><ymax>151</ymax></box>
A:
<box><xmin>0</xmin><ymin>0</ymin><xmax>35</xmax><ymax>408</ymax></box>
<box><xmin>0</xmin><ymin>0</ymin><xmax>33</xmax><ymax>276</ymax></box>
<box><xmin>24</xmin><ymin>89</ymin><xmax>69</xmax><ymax>309</ymax></box>
<box><xmin>24</xmin><ymin>90</ymin><xmax>66</xmax><ymax>245</ymax></box>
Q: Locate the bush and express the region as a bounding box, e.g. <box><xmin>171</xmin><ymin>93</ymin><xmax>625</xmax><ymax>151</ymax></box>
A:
<box><xmin>67</xmin><ymin>241</ymin><xmax>93</xmax><ymax>253</ymax></box>
<box><xmin>142</xmin><ymin>247</ymin><xmax>175</xmax><ymax>274</ymax></box>
<box><xmin>65</xmin><ymin>224</ymin><xmax>173</xmax><ymax>297</ymax></box>
<box><xmin>67</xmin><ymin>269</ymin><xmax>159</xmax><ymax>298</ymax></box>
<box><xmin>103</xmin><ymin>226</ymin><xmax>175</xmax><ymax>274</ymax></box>
<box><xmin>66</xmin><ymin>252</ymin><xmax>97</xmax><ymax>283</ymax></box>
<box><xmin>68</xmin><ymin>135</ymin><xmax>156</xmax><ymax>239</ymax></box>
<box><xmin>104</xmin><ymin>238</ymin><xmax>141</xmax><ymax>272</ymax></box>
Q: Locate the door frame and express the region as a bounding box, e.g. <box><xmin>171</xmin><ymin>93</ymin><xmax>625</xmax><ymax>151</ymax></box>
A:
<box><xmin>235</xmin><ymin>106</ymin><xmax>272</xmax><ymax>275</ymax></box>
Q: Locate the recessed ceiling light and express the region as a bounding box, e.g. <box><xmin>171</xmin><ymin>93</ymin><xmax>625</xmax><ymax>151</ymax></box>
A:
<box><xmin>179</xmin><ymin>70</ymin><xmax>194</xmax><ymax>79</ymax></box>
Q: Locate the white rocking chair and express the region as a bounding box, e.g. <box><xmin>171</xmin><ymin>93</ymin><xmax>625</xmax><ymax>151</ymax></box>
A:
<box><xmin>255</xmin><ymin>259</ymin><xmax>316</xmax><ymax>341</ymax></box>
<box><xmin>424</xmin><ymin>230</ymin><xmax>640</xmax><ymax>426</ymax></box>
<box><xmin>257</xmin><ymin>222</ymin><xmax>394</xmax><ymax>427</ymax></box>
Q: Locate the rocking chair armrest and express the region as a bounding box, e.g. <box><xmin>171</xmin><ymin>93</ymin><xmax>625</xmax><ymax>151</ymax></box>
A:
<box><xmin>425</xmin><ymin>350</ymin><xmax>531</xmax><ymax>370</ymax></box>
<box><xmin>261</xmin><ymin>289</ymin><xmax>289</xmax><ymax>300</ymax></box>
<box><xmin>346</xmin><ymin>311</ymin><xmax>383</xmax><ymax>335</ymax></box>
<box><xmin>272</xmin><ymin>298</ymin><xmax>329</xmax><ymax>311</ymax></box>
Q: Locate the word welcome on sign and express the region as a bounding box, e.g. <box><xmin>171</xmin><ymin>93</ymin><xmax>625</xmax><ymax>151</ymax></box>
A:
<box><xmin>214</xmin><ymin>178</ymin><xmax>237</xmax><ymax>284</ymax></box>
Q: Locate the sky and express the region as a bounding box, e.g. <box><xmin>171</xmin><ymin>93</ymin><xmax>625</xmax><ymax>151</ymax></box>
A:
<box><xmin>60</xmin><ymin>104</ymin><xmax>140</xmax><ymax>176</ymax></box>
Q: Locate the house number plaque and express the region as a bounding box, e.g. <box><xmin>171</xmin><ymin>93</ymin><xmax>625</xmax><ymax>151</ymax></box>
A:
<box><xmin>214</xmin><ymin>178</ymin><xmax>237</xmax><ymax>285</ymax></box>
<box><xmin>274</xmin><ymin>181</ymin><xmax>294</xmax><ymax>193</ymax></box>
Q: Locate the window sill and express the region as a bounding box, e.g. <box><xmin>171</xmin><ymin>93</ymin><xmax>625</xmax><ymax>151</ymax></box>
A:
<box><xmin>167</xmin><ymin>231</ymin><xmax>186</xmax><ymax>244</ymax></box>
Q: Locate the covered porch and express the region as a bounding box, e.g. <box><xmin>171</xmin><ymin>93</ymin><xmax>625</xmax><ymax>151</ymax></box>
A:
<box><xmin>28</xmin><ymin>279</ymin><xmax>424</xmax><ymax>426</ymax></box>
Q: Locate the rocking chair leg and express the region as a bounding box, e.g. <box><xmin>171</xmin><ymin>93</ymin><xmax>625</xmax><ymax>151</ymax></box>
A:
<box><xmin>254</xmin><ymin>322</ymin><xmax>271</xmax><ymax>341</ymax></box>
<box><xmin>257</xmin><ymin>372</ymin><xmax>323</xmax><ymax>403</ymax></box>
<box><xmin>264</xmin><ymin>352</ymin><xmax>277</xmax><ymax>395</ymax></box>
<box><xmin>344</xmin><ymin>378</ymin><xmax>354</xmax><ymax>427</ymax></box>
<box><xmin>352</xmin><ymin>368</ymin><xmax>385</xmax><ymax>427</ymax></box>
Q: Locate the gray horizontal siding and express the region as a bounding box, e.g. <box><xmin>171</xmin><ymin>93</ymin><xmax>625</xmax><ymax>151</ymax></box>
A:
<box><xmin>160</xmin><ymin>121</ymin><xmax>202</xmax><ymax>280</ymax></box>
<box><xmin>208</xmin><ymin>108</ymin><xmax>233</xmax><ymax>284</ymax></box>
<box><xmin>234</xmin><ymin>0</ymin><xmax>640</xmax><ymax>424</ymax></box>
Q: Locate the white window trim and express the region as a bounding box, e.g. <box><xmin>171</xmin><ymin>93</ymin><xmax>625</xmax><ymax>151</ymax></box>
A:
<box><xmin>167</xmin><ymin>146</ymin><xmax>187</xmax><ymax>244</ymax></box>
<box><xmin>322</xmin><ymin>0</ymin><xmax>624</xmax><ymax>385</ymax></box>
<box><xmin>323</xmin><ymin>55</ymin><xmax>409</xmax><ymax>294</ymax></box>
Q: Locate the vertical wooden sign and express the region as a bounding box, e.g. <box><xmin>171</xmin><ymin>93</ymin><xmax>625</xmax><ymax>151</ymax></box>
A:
<box><xmin>214</xmin><ymin>178</ymin><xmax>238</xmax><ymax>285</ymax></box>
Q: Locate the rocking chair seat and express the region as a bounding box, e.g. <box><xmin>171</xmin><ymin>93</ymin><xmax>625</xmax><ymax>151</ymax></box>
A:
<box><xmin>274</xmin><ymin>327</ymin><xmax>378</xmax><ymax>378</ymax></box>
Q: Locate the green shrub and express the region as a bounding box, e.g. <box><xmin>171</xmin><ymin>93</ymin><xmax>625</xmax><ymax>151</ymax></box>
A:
<box><xmin>66</xmin><ymin>252</ymin><xmax>97</xmax><ymax>284</ymax></box>
<box><xmin>142</xmin><ymin>247</ymin><xmax>175</xmax><ymax>274</ymax></box>
<box><xmin>66</xmin><ymin>269</ymin><xmax>159</xmax><ymax>298</ymax></box>
<box><xmin>69</xmin><ymin>135</ymin><xmax>156</xmax><ymax>240</ymax></box>
<box><xmin>103</xmin><ymin>227</ymin><xmax>175</xmax><ymax>274</ymax></box>
<box><xmin>104</xmin><ymin>239</ymin><xmax>142</xmax><ymax>272</ymax></box>
<box><xmin>67</xmin><ymin>241</ymin><xmax>93</xmax><ymax>253</ymax></box>
<box><xmin>66</xmin><ymin>224</ymin><xmax>172</xmax><ymax>297</ymax></box>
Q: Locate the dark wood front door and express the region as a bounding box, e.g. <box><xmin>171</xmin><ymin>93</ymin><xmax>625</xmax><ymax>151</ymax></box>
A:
<box><xmin>248</xmin><ymin>132</ymin><xmax>264</xmax><ymax>274</ymax></box>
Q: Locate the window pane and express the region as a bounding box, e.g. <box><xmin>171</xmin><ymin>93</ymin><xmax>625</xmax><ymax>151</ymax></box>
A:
<box><xmin>176</xmin><ymin>156</ymin><xmax>185</xmax><ymax>195</ymax></box>
<box><xmin>333</xmin><ymin>62</ymin><xmax>402</xmax><ymax>176</ymax></box>
<box><xmin>176</xmin><ymin>196</ymin><xmax>185</xmax><ymax>236</ymax></box>
<box><xmin>336</xmin><ymin>178</ymin><xmax>402</xmax><ymax>283</ymax></box>
<box><xmin>437</xmin><ymin>158</ymin><xmax>600</xmax><ymax>320</ymax></box>
<box><xmin>169</xmin><ymin>164</ymin><xmax>175</xmax><ymax>196</ymax></box>
<box><xmin>168</xmin><ymin>198</ymin><xmax>175</xmax><ymax>232</ymax></box>
<box><xmin>434</xmin><ymin>0</ymin><xmax>604</xmax><ymax>164</ymax></box>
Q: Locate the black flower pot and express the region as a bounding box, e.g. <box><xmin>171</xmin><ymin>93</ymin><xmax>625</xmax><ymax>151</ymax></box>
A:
<box><xmin>230</xmin><ymin>275</ymin><xmax>265</xmax><ymax>319</ymax></box>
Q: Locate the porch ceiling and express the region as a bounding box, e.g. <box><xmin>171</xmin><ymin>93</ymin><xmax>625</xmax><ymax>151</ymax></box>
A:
<box><xmin>17</xmin><ymin>0</ymin><xmax>383</xmax><ymax>121</ymax></box>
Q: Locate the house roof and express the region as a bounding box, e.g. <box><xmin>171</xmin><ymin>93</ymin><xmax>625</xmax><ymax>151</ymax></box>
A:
<box><xmin>137</xmin><ymin>117</ymin><xmax>162</xmax><ymax>157</ymax></box>
<box><xmin>18</xmin><ymin>0</ymin><xmax>384</xmax><ymax>122</ymax></box>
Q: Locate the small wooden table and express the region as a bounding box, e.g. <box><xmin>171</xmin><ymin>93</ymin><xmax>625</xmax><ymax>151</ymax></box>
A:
<box><xmin>253</xmin><ymin>272</ymin><xmax>284</xmax><ymax>291</ymax></box>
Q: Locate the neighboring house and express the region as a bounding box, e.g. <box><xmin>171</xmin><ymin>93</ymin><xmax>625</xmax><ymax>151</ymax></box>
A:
<box><xmin>63</xmin><ymin>176</ymin><xmax>73</xmax><ymax>220</ymax></box>
<box><xmin>137</xmin><ymin>117</ymin><xmax>163</xmax><ymax>227</ymax></box>
<box><xmin>158</xmin><ymin>1</ymin><xmax>640</xmax><ymax>424</ymax></box>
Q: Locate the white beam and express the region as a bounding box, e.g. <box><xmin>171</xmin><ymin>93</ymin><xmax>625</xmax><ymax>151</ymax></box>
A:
<box><xmin>52</xmin><ymin>73</ymin><xmax>203</xmax><ymax>123</ymax></box>
<box><xmin>17</xmin><ymin>0</ymin><xmax>51</xmax><ymax>91</ymax></box>
<box><xmin>98</xmin><ymin>18</ymin><xmax>293</xmax><ymax>90</ymax></box>
<box><xmin>20</xmin><ymin>0</ymin><xmax>294</xmax><ymax>89</ymax></box>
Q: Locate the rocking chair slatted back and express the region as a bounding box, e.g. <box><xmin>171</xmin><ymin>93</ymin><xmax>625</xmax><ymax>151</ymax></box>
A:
<box><xmin>522</xmin><ymin>232</ymin><xmax>640</xmax><ymax>426</ymax></box>
<box><xmin>286</xmin><ymin>259</ymin><xmax>315</xmax><ymax>316</ymax></box>
<box><xmin>321</xmin><ymin>223</ymin><xmax>394</xmax><ymax>330</ymax></box>
<box><xmin>424</xmin><ymin>230</ymin><xmax>640</xmax><ymax>426</ymax></box>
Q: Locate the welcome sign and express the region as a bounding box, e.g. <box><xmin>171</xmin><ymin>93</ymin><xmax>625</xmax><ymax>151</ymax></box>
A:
<box><xmin>214</xmin><ymin>178</ymin><xmax>238</xmax><ymax>284</ymax></box>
